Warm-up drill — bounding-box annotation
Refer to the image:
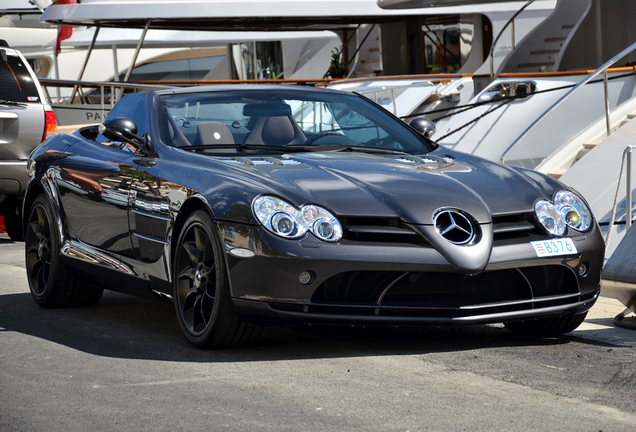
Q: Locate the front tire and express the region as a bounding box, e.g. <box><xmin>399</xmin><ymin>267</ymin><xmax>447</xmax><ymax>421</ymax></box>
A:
<box><xmin>504</xmin><ymin>312</ymin><xmax>587</xmax><ymax>336</ymax></box>
<box><xmin>25</xmin><ymin>194</ymin><xmax>103</xmax><ymax>308</ymax></box>
<box><xmin>173</xmin><ymin>210</ymin><xmax>262</xmax><ymax>348</ymax></box>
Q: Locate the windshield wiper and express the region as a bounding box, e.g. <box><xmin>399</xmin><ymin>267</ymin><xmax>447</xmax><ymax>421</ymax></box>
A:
<box><xmin>0</xmin><ymin>99</ymin><xmax>27</xmax><ymax>107</ymax></box>
<box><xmin>179</xmin><ymin>143</ymin><xmax>412</xmax><ymax>155</ymax></box>
<box><xmin>179</xmin><ymin>143</ymin><xmax>323</xmax><ymax>153</ymax></box>
<box><xmin>317</xmin><ymin>145</ymin><xmax>410</xmax><ymax>155</ymax></box>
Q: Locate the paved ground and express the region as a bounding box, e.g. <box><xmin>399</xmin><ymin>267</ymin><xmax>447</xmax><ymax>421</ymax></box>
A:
<box><xmin>575</xmin><ymin>296</ymin><xmax>636</xmax><ymax>347</ymax></box>
<box><xmin>1</xmin><ymin>233</ymin><xmax>636</xmax><ymax>431</ymax></box>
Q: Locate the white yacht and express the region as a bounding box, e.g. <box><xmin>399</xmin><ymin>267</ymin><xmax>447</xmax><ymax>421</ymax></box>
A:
<box><xmin>2</xmin><ymin>1</ymin><xmax>340</xmax><ymax>125</ymax></box>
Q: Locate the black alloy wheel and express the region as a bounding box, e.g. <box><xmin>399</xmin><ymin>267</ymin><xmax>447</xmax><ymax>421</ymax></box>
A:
<box><xmin>174</xmin><ymin>210</ymin><xmax>261</xmax><ymax>348</ymax></box>
<box><xmin>25</xmin><ymin>197</ymin><xmax>52</xmax><ymax>299</ymax></box>
<box><xmin>25</xmin><ymin>194</ymin><xmax>103</xmax><ymax>308</ymax></box>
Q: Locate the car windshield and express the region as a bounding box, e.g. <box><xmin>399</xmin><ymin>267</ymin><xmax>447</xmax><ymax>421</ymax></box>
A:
<box><xmin>158</xmin><ymin>89</ymin><xmax>433</xmax><ymax>154</ymax></box>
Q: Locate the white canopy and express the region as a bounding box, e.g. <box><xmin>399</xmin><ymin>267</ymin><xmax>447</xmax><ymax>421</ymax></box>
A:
<box><xmin>40</xmin><ymin>0</ymin><xmax>555</xmax><ymax>31</ymax></box>
<box><xmin>51</xmin><ymin>27</ymin><xmax>339</xmax><ymax>49</ymax></box>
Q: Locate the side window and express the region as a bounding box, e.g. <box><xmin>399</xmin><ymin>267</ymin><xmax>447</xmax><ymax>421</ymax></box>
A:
<box><xmin>97</xmin><ymin>93</ymin><xmax>147</xmax><ymax>146</ymax></box>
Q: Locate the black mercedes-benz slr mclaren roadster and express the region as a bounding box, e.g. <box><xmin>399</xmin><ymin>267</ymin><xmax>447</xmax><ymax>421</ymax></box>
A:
<box><xmin>24</xmin><ymin>85</ymin><xmax>605</xmax><ymax>348</ymax></box>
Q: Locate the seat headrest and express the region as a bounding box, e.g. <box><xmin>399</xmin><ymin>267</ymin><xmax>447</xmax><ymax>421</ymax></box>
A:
<box><xmin>243</xmin><ymin>103</ymin><xmax>292</xmax><ymax>117</ymax></box>
<box><xmin>262</xmin><ymin>117</ymin><xmax>296</xmax><ymax>145</ymax></box>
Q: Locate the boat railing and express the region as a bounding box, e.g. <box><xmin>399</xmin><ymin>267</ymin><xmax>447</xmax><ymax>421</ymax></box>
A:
<box><xmin>605</xmin><ymin>145</ymin><xmax>636</xmax><ymax>247</ymax></box>
<box><xmin>500</xmin><ymin>40</ymin><xmax>636</xmax><ymax>164</ymax></box>
<box><xmin>39</xmin><ymin>77</ymin><xmax>342</xmax><ymax>109</ymax></box>
<box><xmin>626</xmin><ymin>147</ymin><xmax>633</xmax><ymax>233</ymax></box>
<box><xmin>353</xmin><ymin>81</ymin><xmax>437</xmax><ymax>115</ymax></box>
<box><xmin>40</xmin><ymin>77</ymin><xmax>175</xmax><ymax>104</ymax></box>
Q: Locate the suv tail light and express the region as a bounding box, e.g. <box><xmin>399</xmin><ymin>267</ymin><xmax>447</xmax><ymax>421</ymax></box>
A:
<box><xmin>43</xmin><ymin>110</ymin><xmax>57</xmax><ymax>142</ymax></box>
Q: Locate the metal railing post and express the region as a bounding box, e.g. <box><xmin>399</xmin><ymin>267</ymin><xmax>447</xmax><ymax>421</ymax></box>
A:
<box><xmin>604</xmin><ymin>68</ymin><xmax>611</xmax><ymax>137</ymax></box>
<box><xmin>391</xmin><ymin>89</ymin><xmax>397</xmax><ymax>114</ymax></box>
<box><xmin>100</xmin><ymin>85</ymin><xmax>104</xmax><ymax>121</ymax></box>
<box><xmin>627</xmin><ymin>148</ymin><xmax>632</xmax><ymax>231</ymax></box>
<box><xmin>70</xmin><ymin>26</ymin><xmax>100</xmax><ymax>104</ymax></box>
<box><xmin>511</xmin><ymin>20</ymin><xmax>516</xmax><ymax>51</ymax></box>
<box><xmin>123</xmin><ymin>20</ymin><xmax>150</xmax><ymax>83</ymax></box>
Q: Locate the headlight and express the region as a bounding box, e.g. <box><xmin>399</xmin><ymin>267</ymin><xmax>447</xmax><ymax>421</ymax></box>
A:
<box><xmin>535</xmin><ymin>199</ymin><xmax>566</xmax><ymax>237</ymax></box>
<box><xmin>534</xmin><ymin>190</ymin><xmax>593</xmax><ymax>236</ymax></box>
<box><xmin>253</xmin><ymin>196</ymin><xmax>342</xmax><ymax>242</ymax></box>
<box><xmin>554</xmin><ymin>190</ymin><xmax>592</xmax><ymax>232</ymax></box>
<box><xmin>301</xmin><ymin>205</ymin><xmax>343</xmax><ymax>241</ymax></box>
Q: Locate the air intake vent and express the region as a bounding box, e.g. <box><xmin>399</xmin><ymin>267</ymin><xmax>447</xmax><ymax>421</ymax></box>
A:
<box><xmin>492</xmin><ymin>212</ymin><xmax>539</xmax><ymax>241</ymax></box>
<box><xmin>341</xmin><ymin>217</ymin><xmax>429</xmax><ymax>246</ymax></box>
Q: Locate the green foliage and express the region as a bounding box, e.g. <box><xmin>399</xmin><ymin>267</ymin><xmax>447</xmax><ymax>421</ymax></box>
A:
<box><xmin>326</xmin><ymin>48</ymin><xmax>346</xmax><ymax>79</ymax></box>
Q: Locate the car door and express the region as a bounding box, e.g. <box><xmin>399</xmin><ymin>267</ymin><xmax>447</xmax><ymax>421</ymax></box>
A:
<box><xmin>54</xmin><ymin>93</ymin><xmax>152</xmax><ymax>258</ymax></box>
<box><xmin>128</xmin><ymin>156</ymin><xmax>177</xmax><ymax>263</ymax></box>
<box><xmin>54</xmin><ymin>141</ymin><xmax>138</xmax><ymax>258</ymax></box>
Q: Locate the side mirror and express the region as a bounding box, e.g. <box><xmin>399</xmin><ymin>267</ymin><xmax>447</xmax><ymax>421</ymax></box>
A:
<box><xmin>410</xmin><ymin>117</ymin><xmax>437</xmax><ymax>139</ymax></box>
<box><xmin>99</xmin><ymin>117</ymin><xmax>150</xmax><ymax>153</ymax></box>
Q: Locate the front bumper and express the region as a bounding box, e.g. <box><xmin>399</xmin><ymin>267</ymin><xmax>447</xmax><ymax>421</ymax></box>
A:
<box><xmin>218</xmin><ymin>221</ymin><xmax>605</xmax><ymax>326</ymax></box>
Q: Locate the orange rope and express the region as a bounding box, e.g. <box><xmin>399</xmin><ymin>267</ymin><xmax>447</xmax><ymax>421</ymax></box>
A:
<box><xmin>5</xmin><ymin>63</ymin><xmax>22</xmax><ymax>92</ymax></box>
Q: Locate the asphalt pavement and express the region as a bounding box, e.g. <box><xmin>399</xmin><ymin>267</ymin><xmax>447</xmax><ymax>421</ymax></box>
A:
<box><xmin>1</xmin><ymin>233</ymin><xmax>636</xmax><ymax>431</ymax></box>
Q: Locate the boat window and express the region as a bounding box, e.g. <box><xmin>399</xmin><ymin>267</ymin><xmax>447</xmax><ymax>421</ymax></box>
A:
<box><xmin>0</xmin><ymin>53</ymin><xmax>41</xmax><ymax>103</ymax></box>
<box><xmin>120</xmin><ymin>56</ymin><xmax>226</xmax><ymax>81</ymax></box>
<box><xmin>408</xmin><ymin>17</ymin><xmax>475</xmax><ymax>74</ymax></box>
<box><xmin>230</xmin><ymin>41</ymin><xmax>283</xmax><ymax>80</ymax></box>
<box><xmin>423</xmin><ymin>26</ymin><xmax>468</xmax><ymax>73</ymax></box>
<box><xmin>158</xmin><ymin>89</ymin><xmax>434</xmax><ymax>154</ymax></box>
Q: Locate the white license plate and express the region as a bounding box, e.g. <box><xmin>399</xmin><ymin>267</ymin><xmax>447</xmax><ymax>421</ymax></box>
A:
<box><xmin>531</xmin><ymin>238</ymin><xmax>578</xmax><ymax>257</ymax></box>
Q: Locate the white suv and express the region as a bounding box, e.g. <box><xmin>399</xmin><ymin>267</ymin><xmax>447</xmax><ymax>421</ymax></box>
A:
<box><xmin>0</xmin><ymin>39</ymin><xmax>57</xmax><ymax>241</ymax></box>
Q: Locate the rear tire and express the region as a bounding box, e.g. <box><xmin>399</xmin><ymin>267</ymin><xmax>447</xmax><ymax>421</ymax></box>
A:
<box><xmin>173</xmin><ymin>210</ymin><xmax>262</xmax><ymax>348</ymax></box>
<box><xmin>504</xmin><ymin>312</ymin><xmax>587</xmax><ymax>336</ymax></box>
<box><xmin>25</xmin><ymin>194</ymin><xmax>103</xmax><ymax>308</ymax></box>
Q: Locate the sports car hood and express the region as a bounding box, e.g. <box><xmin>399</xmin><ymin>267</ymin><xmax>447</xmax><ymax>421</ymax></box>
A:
<box><xmin>214</xmin><ymin>148</ymin><xmax>562</xmax><ymax>275</ymax></box>
<box><xmin>219</xmin><ymin>148</ymin><xmax>560</xmax><ymax>226</ymax></box>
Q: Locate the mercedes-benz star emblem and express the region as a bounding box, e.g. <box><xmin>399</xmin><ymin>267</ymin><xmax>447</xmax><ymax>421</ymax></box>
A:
<box><xmin>434</xmin><ymin>210</ymin><xmax>475</xmax><ymax>245</ymax></box>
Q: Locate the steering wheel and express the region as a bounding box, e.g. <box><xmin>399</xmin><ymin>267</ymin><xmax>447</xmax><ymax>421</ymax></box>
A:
<box><xmin>304</xmin><ymin>130</ymin><xmax>348</xmax><ymax>146</ymax></box>
<box><xmin>173</xmin><ymin>115</ymin><xmax>187</xmax><ymax>126</ymax></box>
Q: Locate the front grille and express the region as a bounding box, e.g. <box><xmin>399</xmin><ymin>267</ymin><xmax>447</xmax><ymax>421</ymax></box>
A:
<box><xmin>492</xmin><ymin>212</ymin><xmax>541</xmax><ymax>241</ymax></box>
<box><xmin>341</xmin><ymin>217</ymin><xmax>430</xmax><ymax>246</ymax></box>
<box><xmin>310</xmin><ymin>265</ymin><xmax>580</xmax><ymax>311</ymax></box>
<box><xmin>339</xmin><ymin>212</ymin><xmax>542</xmax><ymax>246</ymax></box>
